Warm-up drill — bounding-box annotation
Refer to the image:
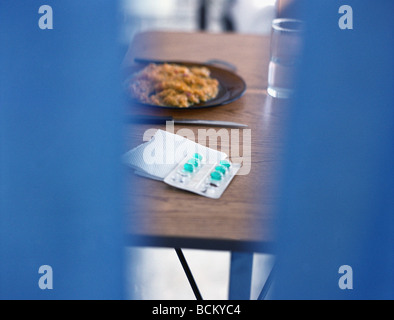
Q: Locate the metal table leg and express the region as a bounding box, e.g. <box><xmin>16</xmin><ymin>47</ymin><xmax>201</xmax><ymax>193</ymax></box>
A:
<box><xmin>228</xmin><ymin>252</ymin><xmax>254</xmax><ymax>300</ymax></box>
<box><xmin>175</xmin><ymin>248</ymin><xmax>203</xmax><ymax>300</ymax></box>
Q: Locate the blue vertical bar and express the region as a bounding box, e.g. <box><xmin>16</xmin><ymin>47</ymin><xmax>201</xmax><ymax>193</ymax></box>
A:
<box><xmin>228</xmin><ymin>252</ymin><xmax>253</xmax><ymax>300</ymax></box>
<box><xmin>0</xmin><ymin>1</ymin><xmax>125</xmax><ymax>299</ymax></box>
<box><xmin>273</xmin><ymin>1</ymin><xmax>394</xmax><ymax>299</ymax></box>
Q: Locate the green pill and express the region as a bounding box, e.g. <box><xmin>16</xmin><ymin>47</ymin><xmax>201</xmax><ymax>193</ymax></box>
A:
<box><xmin>193</xmin><ymin>153</ymin><xmax>203</xmax><ymax>161</ymax></box>
<box><xmin>215</xmin><ymin>165</ymin><xmax>227</xmax><ymax>175</ymax></box>
<box><xmin>219</xmin><ymin>160</ymin><xmax>231</xmax><ymax>169</ymax></box>
<box><xmin>183</xmin><ymin>163</ymin><xmax>194</xmax><ymax>173</ymax></box>
<box><xmin>188</xmin><ymin>158</ymin><xmax>200</xmax><ymax>168</ymax></box>
<box><xmin>210</xmin><ymin>171</ymin><xmax>223</xmax><ymax>181</ymax></box>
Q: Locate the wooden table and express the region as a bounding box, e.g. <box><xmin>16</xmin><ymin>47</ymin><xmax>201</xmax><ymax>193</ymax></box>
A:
<box><xmin>123</xmin><ymin>31</ymin><xmax>289</xmax><ymax>254</ymax></box>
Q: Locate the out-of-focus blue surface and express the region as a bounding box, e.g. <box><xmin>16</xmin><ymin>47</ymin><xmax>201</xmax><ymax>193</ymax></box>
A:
<box><xmin>0</xmin><ymin>1</ymin><xmax>125</xmax><ymax>299</ymax></box>
<box><xmin>273</xmin><ymin>1</ymin><xmax>394</xmax><ymax>299</ymax></box>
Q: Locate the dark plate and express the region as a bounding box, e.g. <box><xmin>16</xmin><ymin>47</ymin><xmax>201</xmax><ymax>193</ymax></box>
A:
<box><xmin>123</xmin><ymin>60</ymin><xmax>247</xmax><ymax>109</ymax></box>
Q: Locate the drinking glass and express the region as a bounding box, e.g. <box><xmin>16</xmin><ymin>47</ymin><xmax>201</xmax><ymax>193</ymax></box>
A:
<box><xmin>267</xmin><ymin>18</ymin><xmax>304</xmax><ymax>99</ymax></box>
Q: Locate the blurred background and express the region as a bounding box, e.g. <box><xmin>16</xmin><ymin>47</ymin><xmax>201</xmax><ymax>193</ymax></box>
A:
<box><xmin>120</xmin><ymin>0</ymin><xmax>278</xmax><ymax>46</ymax></box>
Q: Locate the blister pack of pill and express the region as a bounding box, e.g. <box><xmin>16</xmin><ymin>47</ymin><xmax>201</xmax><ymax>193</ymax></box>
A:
<box><xmin>163</xmin><ymin>153</ymin><xmax>241</xmax><ymax>199</ymax></box>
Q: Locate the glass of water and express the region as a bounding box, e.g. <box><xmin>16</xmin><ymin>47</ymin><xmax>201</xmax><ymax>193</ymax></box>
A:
<box><xmin>267</xmin><ymin>18</ymin><xmax>304</xmax><ymax>99</ymax></box>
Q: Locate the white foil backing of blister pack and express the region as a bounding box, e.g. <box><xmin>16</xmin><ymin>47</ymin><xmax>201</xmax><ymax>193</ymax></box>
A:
<box><xmin>123</xmin><ymin>129</ymin><xmax>226</xmax><ymax>180</ymax></box>
<box><xmin>123</xmin><ymin>130</ymin><xmax>240</xmax><ymax>199</ymax></box>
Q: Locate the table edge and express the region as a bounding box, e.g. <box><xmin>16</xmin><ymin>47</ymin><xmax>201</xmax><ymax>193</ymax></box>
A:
<box><xmin>127</xmin><ymin>234</ymin><xmax>275</xmax><ymax>254</ymax></box>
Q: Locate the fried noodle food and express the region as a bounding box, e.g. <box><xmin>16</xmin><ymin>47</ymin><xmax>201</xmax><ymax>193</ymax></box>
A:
<box><xmin>129</xmin><ymin>63</ymin><xmax>219</xmax><ymax>108</ymax></box>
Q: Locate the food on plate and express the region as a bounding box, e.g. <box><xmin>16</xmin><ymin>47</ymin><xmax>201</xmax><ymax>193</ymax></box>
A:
<box><xmin>128</xmin><ymin>63</ymin><xmax>219</xmax><ymax>108</ymax></box>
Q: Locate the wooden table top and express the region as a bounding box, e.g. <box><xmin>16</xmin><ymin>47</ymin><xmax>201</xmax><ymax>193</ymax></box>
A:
<box><xmin>124</xmin><ymin>31</ymin><xmax>290</xmax><ymax>252</ymax></box>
